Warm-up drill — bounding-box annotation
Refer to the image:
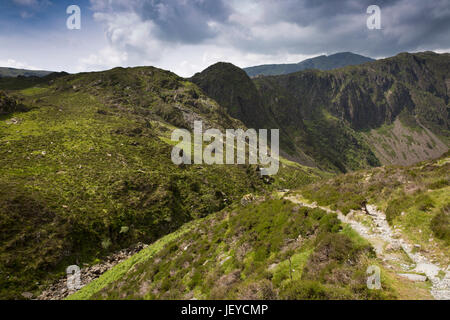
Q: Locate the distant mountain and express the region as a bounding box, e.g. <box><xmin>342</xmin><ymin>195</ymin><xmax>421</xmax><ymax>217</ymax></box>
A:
<box><xmin>244</xmin><ymin>52</ymin><xmax>375</xmax><ymax>77</ymax></box>
<box><xmin>0</xmin><ymin>67</ymin><xmax>53</xmax><ymax>78</ymax></box>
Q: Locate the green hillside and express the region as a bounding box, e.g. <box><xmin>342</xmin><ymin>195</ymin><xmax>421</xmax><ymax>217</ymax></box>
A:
<box><xmin>0</xmin><ymin>67</ymin><xmax>325</xmax><ymax>299</ymax></box>
<box><xmin>0</xmin><ymin>67</ymin><xmax>53</xmax><ymax>78</ymax></box>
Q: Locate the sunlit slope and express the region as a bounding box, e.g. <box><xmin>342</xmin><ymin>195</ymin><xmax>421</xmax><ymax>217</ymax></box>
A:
<box><xmin>69</xmin><ymin>199</ymin><xmax>397</xmax><ymax>300</ymax></box>
<box><xmin>70</xmin><ymin>154</ymin><xmax>449</xmax><ymax>300</ymax></box>
<box><xmin>297</xmin><ymin>153</ymin><xmax>450</xmax><ymax>266</ymax></box>
<box><xmin>0</xmin><ymin>67</ymin><xmax>325</xmax><ymax>299</ymax></box>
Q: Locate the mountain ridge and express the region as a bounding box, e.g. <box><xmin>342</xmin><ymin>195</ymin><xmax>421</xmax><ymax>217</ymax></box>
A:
<box><xmin>244</xmin><ymin>52</ymin><xmax>375</xmax><ymax>77</ymax></box>
<box><xmin>0</xmin><ymin>67</ymin><xmax>54</xmax><ymax>78</ymax></box>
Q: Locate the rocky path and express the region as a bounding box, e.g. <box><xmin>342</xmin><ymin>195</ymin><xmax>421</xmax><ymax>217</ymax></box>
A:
<box><xmin>285</xmin><ymin>195</ymin><xmax>450</xmax><ymax>300</ymax></box>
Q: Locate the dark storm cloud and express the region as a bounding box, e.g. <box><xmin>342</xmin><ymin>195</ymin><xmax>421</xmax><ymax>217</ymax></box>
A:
<box><xmin>91</xmin><ymin>0</ymin><xmax>450</xmax><ymax>58</ymax></box>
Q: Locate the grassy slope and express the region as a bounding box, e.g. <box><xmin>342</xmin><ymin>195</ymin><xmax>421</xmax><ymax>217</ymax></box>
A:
<box><xmin>70</xmin><ymin>198</ymin><xmax>397</xmax><ymax>300</ymax></box>
<box><xmin>0</xmin><ymin>91</ymin><xmax>25</xmax><ymax>115</ymax></box>
<box><xmin>297</xmin><ymin>153</ymin><xmax>450</xmax><ymax>266</ymax></box>
<box><xmin>0</xmin><ymin>68</ymin><xmax>325</xmax><ymax>299</ymax></box>
<box><xmin>363</xmin><ymin>116</ymin><xmax>448</xmax><ymax>166</ymax></box>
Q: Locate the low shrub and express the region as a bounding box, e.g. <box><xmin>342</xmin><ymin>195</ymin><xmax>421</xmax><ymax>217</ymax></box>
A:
<box><xmin>431</xmin><ymin>205</ymin><xmax>450</xmax><ymax>244</ymax></box>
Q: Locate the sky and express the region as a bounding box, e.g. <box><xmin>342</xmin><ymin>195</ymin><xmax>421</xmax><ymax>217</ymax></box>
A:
<box><xmin>0</xmin><ymin>0</ymin><xmax>449</xmax><ymax>77</ymax></box>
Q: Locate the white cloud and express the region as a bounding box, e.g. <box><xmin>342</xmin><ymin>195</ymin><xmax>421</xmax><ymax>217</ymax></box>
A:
<box><xmin>0</xmin><ymin>59</ymin><xmax>39</xmax><ymax>70</ymax></box>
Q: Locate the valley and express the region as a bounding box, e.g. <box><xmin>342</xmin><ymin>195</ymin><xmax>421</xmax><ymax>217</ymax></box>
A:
<box><xmin>0</xmin><ymin>51</ymin><xmax>448</xmax><ymax>300</ymax></box>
